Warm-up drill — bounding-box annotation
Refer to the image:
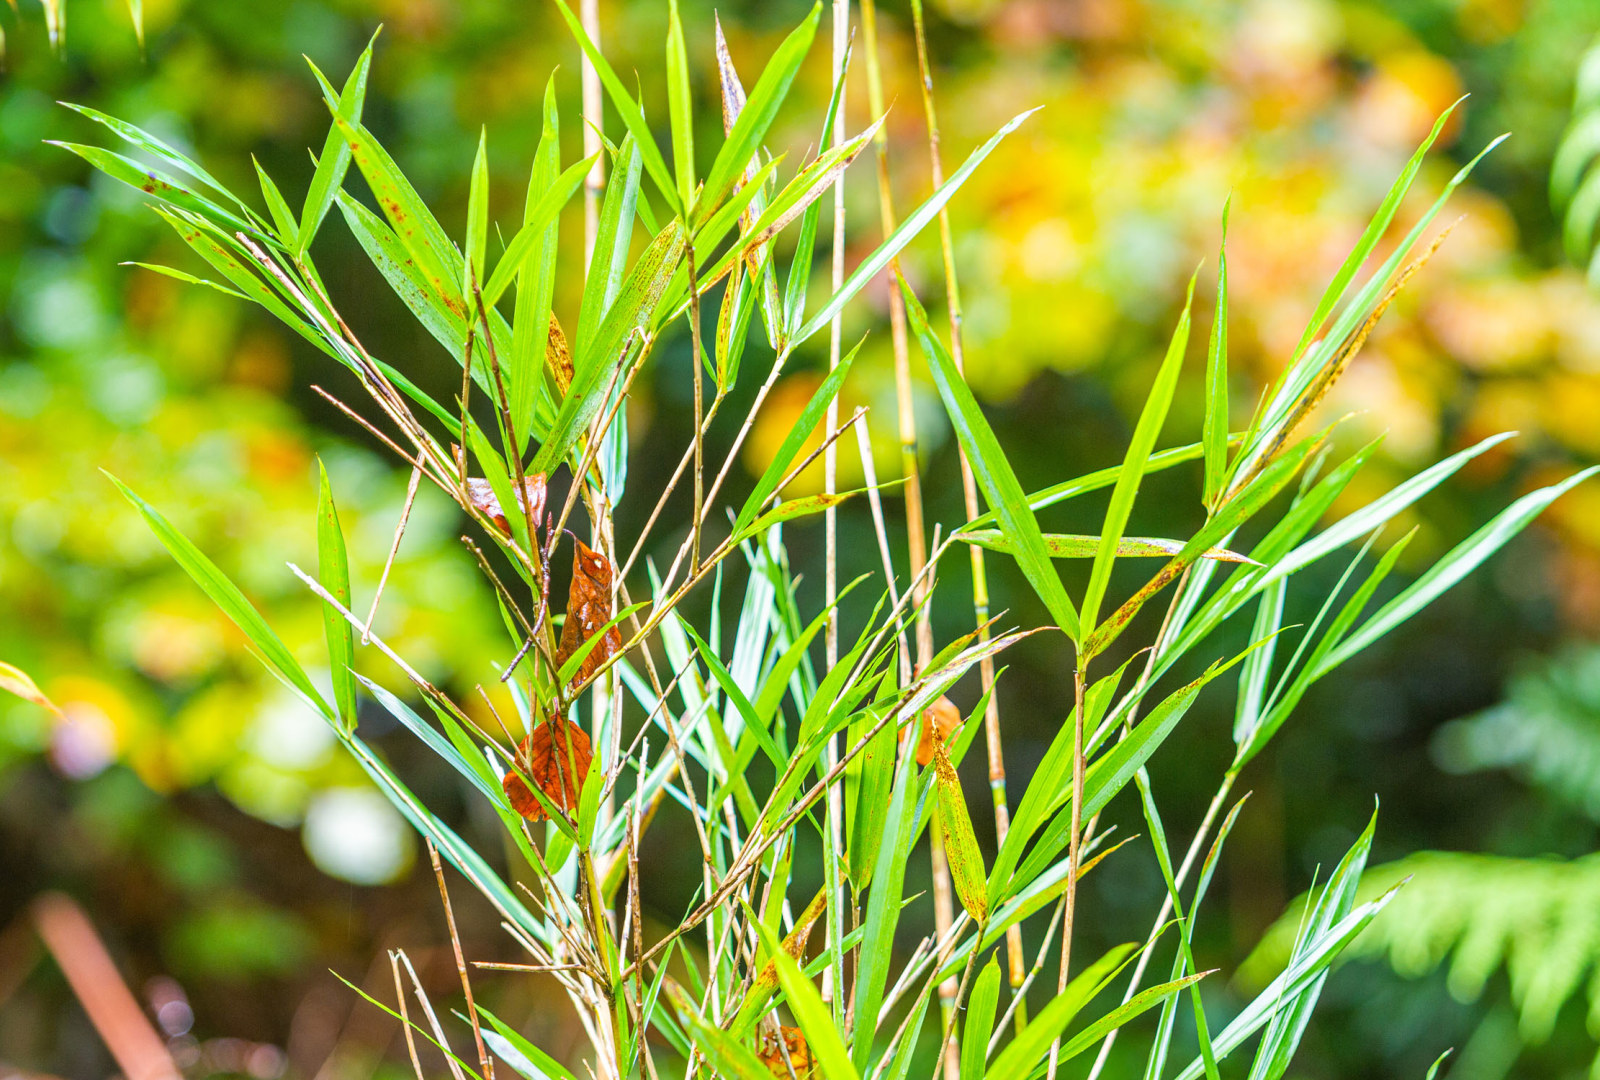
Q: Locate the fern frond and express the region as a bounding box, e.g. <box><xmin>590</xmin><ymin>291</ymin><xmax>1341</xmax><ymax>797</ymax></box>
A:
<box><xmin>1434</xmin><ymin>645</ymin><xmax>1600</xmax><ymax>820</ymax></box>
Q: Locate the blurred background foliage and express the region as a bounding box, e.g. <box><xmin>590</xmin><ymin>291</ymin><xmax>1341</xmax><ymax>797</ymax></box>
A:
<box><xmin>6</xmin><ymin>0</ymin><xmax>1600</xmax><ymax>1077</ymax></box>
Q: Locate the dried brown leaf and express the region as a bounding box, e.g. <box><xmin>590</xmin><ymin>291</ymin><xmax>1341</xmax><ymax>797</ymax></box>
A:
<box><xmin>557</xmin><ymin>538</ymin><xmax>622</xmax><ymax>685</ymax></box>
<box><xmin>503</xmin><ymin>716</ymin><xmax>593</xmax><ymax>822</ymax></box>
<box><xmin>466</xmin><ymin>474</ymin><xmax>548</xmax><ymax>537</ymax></box>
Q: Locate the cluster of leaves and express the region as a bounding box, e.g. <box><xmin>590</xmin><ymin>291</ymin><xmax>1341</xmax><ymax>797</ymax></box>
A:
<box><xmin>46</xmin><ymin>2</ymin><xmax>1595</xmax><ymax>1078</ymax></box>
<box><xmin>1554</xmin><ymin>32</ymin><xmax>1600</xmax><ymax>282</ymax></box>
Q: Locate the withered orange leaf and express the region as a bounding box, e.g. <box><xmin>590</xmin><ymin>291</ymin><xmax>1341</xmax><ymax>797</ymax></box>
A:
<box><xmin>901</xmin><ymin>695</ymin><xmax>962</xmax><ymax>768</ymax></box>
<box><xmin>503</xmin><ymin>716</ymin><xmax>593</xmax><ymax>822</ymax></box>
<box><xmin>755</xmin><ymin>1025</ymin><xmax>815</xmax><ymax>1079</ymax></box>
<box><xmin>466</xmin><ymin>474</ymin><xmax>548</xmax><ymax>537</ymax></box>
<box><xmin>556</xmin><ymin>538</ymin><xmax>622</xmax><ymax>685</ymax></box>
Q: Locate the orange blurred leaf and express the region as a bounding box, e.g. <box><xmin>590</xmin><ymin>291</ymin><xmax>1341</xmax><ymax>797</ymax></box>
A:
<box><xmin>756</xmin><ymin>1025</ymin><xmax>816</xmax><ymax>1079</ymax></box>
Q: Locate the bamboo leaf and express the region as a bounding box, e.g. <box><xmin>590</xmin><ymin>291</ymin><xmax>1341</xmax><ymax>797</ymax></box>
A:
<box><xmin>734</xmin><ymin>338</ymin><xmax>861</xmax><ymax>535</ymax></box>
<box><xmin>316</xmin><ymin>461</ymin><xmax>357</xmax><ymax>734</ymax></box>
<box><xmin>531</xmin><ymin>220</ymin><xmax>685</xmax><ymax>473</ymax></box>
<box><xmin>577</xmin><ymin>135</ymin><xmax>643</xmax><ymax>360</ymax></box>
<box><xmin>1290</xmin><ymin>100</ymin><xmax>1462</xmax><ymax>363</ymax></box>
<box><xmin>933</xmin><ymin>742</ymin><xmax>988</xmax><ymax>921</ymax></box>
<box><xmin>666</xmin><ymin>0</ymin><xmax>694</xmax><ymax>210</ymax></box>
<box><xmin>851</xmin><ymin>720</ymin><xmax>919</xmax><ymax>1072</ymax></box>
<box><xmin>107</xmin><ymin>473</ymin><xmax>331</xmax><ymax>718</ymax></box>
<box><xmin>253</xmin><ymin>158</ymin><xmax>297</xmax><ymax>245</ymax></box>
<box><xmin>904</xmin><ymin>276</ymin><xmax>1081</xmax><ymax>641</ymax></box>
<box><xmin>465</xmin><ymin>128</ymin><xmax>489</xmax><ymax>301</ymax></box>
<box><xmin>984</xmin><ymin>944</ymin><xmax>1138</xmax><ymax>1080</ymax></box>
<box><xmin>749</xmin><ymin>911</ymin><xmax>860</xmax><ymax>1080</ymax></box>
<box><xmin>0</xmin><ymin>661</ymin><xmax>61</xmax><ymax>717</ymax></box>
<box><xmin>793</xmin><ymin>108</ymin><xmax>1038</xmax><ymax>351</ymax></box>
<box><xmin>1203</xmin><ymin>198</ymin><xmax>1230</xmax><ymax>509</ymax></box>
<box><xmin>694</xmin><ymin>4</ymin><xmax>820</xmax><ymax>229</ymax></box>
<box><xmin>1082</xmin><ymin>273</ymin><xmax>1196</xmax><ymax>637</ymax></box>
<box><xmin>959</xmin><ymin>531</ymin><xmax>1255</xmax><ymax>564</ymax></box>
<box><xmin>509</xmin><ymin>77</ymin><xmax>564</xmax><ymax>451</ymax></box>
<box><xmin>483</xmin><ymin>151</ymin><xmax>595</xmax><ymax>308</ymax></box>
<box><xmin>1317</xmin><ymin>466</ymin><xmax>1600</xmax><ymax>673</ymax></box>
<box><xmin>298</xmin><ymin>36</ymin><xmax>375</xmax><ymax>256</ymax></box>
<box><xmin>1058</xmin><ymin>971</ymin><xmax>1211</xmax><ymax>1063</ymax></box>
<box><xmin>960</xmin><ymin>953</ymin><xmax>1002</xmax><ymax>1080</ymax></box>
<box><xmin>549</xmin><ymin>0</ymin><xmax>679</xmax><ymax>212</ymax></box>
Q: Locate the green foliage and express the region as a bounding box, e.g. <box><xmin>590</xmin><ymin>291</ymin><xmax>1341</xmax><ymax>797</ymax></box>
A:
<box><xmin>55</xmin><ymin>7</ymin><xmax>1585</xmax><ymax>1078</ymax></box>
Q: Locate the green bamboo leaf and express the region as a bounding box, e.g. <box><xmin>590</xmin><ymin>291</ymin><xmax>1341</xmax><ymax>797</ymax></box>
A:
<box><xmin>904</xmin><ymin>277</ymin><xmax>1081</xmax><ymax>641</ymax></box>
<box><xmin>985</xmin><ymin>944</ymin><xmax>1138</xmax><ymax>1080</ymax></box>
<box><xmin>1203</xmin><ymin>197</ymin><xmax>1230</xmax><ymax>510</ymax></box>
<box><xmin>465</xmin><ymin>128</ymin><xmax>489</xmax><ymax>301</ymax></box>
<box><xmin>253</xmin><ymin>158</ymin><xmax>297</xmax><ymax>245</ymax></box>
<box><xmin>959</xmin><ymin>531</ymin><xmax>1255</xmax><ymax>564</ymax></box>
<box><xmin>932</xmin><ymin>742</ymin><xmax>988</xmax><ymax>921</ymax></box>
<box><xmin>748</xmin><ymin>911</ymin><xmax>860</xmax><ymax>1080</ymax></box>
<box><xmin>666</xmin><ymin>0</ymin><xmax>694</xmax><ymax>210</ymax></box>
<box><xmin>107</xmin><ymin>474</ymin><xmax>331</xmax><ymax>718</ymax></box>
<box><xmin>694</xmin><ymin>4</ymin><xmax>820</xmax><ymax>229</ymax></box>
<box><xmin>1289</xmin><ymin>99</ymin><xmax>1462</xmax><ymax>362</ymax></box>
<box><xmin>509</xmin><ymin>78</ymin><xmax>563</xmax><ymax>451</ymax></box>
<box><xmin>332</xmin><ymin>112</ymin><xmax>463</xmax><ymax>317</ymax></box>
<box><xmin>960</xmin><ymin>953</ymin><xmax>1002</xmax><ymax>1080</ymax></box>
<box><xmin>356</xmin><ymin>675</ymin><xmax>506</xmax><ymax>809</ymax></box>
<box><xmin>482</xmin><ymin>151</ymin><xmax>594</xmax><ymax>308</ymax></box>
<box><xmin>122</xmin><ymin>261</ymin><xmax>244</xmax><ymax>299</ymax></box>
<box><xmin>784</xmin><ymin>39</ymin><xmax>851</xmax><ymax>336</ymax></box>
<box><xmin>531</xmin><ymin>219</ymin><xmax>685</xmax><ymax>473</ymax></box>
<box><xmin>341</xmin><ymin>730</ymin><xmax>554</xmax><ymax>946</ymax></box>
<box><xmin>1241</xmin><ymin>132</ymin><xmax>1505</xmax><ymax>480</ymax></box>
<box><xmin>851</xmin><ymin>719</ymin><xmax>919</xmax><ymax>1073</ymax></box>
<box><xmin>298</xmin><ymin>35</ymin><xmax>375</xmax><ymax>256</ymax></box>
<box><xmin>1086</xmin><ymin>432</ymin><xmax>1320</xmax><ymax>659</ymax></box>
<box><xmin>50</xmin><ymin>141</ymin><xmax>253</xmax><ymax>233</ymax></box>
<box><xmin>1058</xmin><ymin>971</ymin><xmax>1211</xmax><ymax>1063</ymax></box>
<box><xmin>734</xmin><ymin>339</ymin><xmax>861</xmax><ymax>535</ymax></box>
<box><xmin>58</xmin><ymin>104</ymin><xmax>245</xmax><ymax>214</ymax></box>
<box><xmin>549</xmin><ymin>0</ymin><xmax>679</xmax><ymax>212</ymax></box>
<box><xmin>792</xmin><ymin>107</ymin><xmax>1037</xmax><ymax>351</ymax></box>
<box><xmin>477</xmin><ymin>1004</ymin><xmax>578</xmax><ymax>1080</ymax></box>
<box><xmin>315</xmin><ymin>461</ymin><xmax>357</xmax><ymax>734</ymax></box>
<box><xmin>1316</xmin><ymin>466</ymin><xmax>1600</xmax><ymax>673</ymax></box>
<box><xmin>334</xmin><ymin>193</ymin><xmax>505</xmax><ymax>388</ymax></box>
<box><xmin>577</xmin><ymin>135</ymin><xmax>642</xmax><ymax>360</ymax></box>
<box><xmin>963</xmin><ymin>440</ymin><xmax>1230</xmax><ymax>530</ymax></box>
<box><xmin>1257</xmin><ymin>432</ymin><xmax>1516</xmax><ymax>594</ymax></box>
<box><xmin>1170</xmin><ymin>887</ymin><xmax>1400</xmax><ymax>1080</ymax></box>
<box><xmin>1082</xmin><ymin>272</ymin><xmax>1196</xmax><ymax>637</ymax></box>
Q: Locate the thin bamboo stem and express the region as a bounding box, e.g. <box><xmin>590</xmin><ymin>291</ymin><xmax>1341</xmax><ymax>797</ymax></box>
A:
<box><xmin>1046</xmin><ymin>662</ymin><xmax>1088</xmax><ymax>1080</ymax></box>
<box><xmin>822</xmin><ymin>0</ymin><xmax>850</xmax><ymax>1020</ymax></box>
<box><xmin>905</xmin><ymin>0</ymin><xmax>1027</xmax><ymax>1038</ymax></box>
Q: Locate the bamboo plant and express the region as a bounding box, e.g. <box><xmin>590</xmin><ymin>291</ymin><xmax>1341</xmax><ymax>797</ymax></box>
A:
<box><xmin>52</xmin><ymin>3</ymin><xmax>1595</xmax><ymax>1077</ymax></box>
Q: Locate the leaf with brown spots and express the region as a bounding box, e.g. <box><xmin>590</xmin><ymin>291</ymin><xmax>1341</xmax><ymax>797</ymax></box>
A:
<box><xmin>901</xmin><ymin>695</ymin><xmax>961</xmax><ymax>767</ymax></box>
<box><xmin>755</xmin><ymin>1025</ymin><xmax>815</xmax><ymax>1080</ymax></box>
<box><xmin>502</xmin><ymin>716</ymin><xmax>593</xmax><ymax>822</ymax></box>
<box><xmin>546</xmin><ymin>316</ymin><xmax>574</xmax><ymax>398</ymax></box>
<box><xmin>0</xmin><ymin>661</ymin><xmax>61</xmax><ymax>717</ymax></box>
<box><xmin>557</xmin><ymin>538</ymin><xmax>622</xmax><ymax>685</ymax></box>
<box><xmin>466</xmin><ymin>474</ymin><xmax>548</xmax><ymax>537</ymax></box>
